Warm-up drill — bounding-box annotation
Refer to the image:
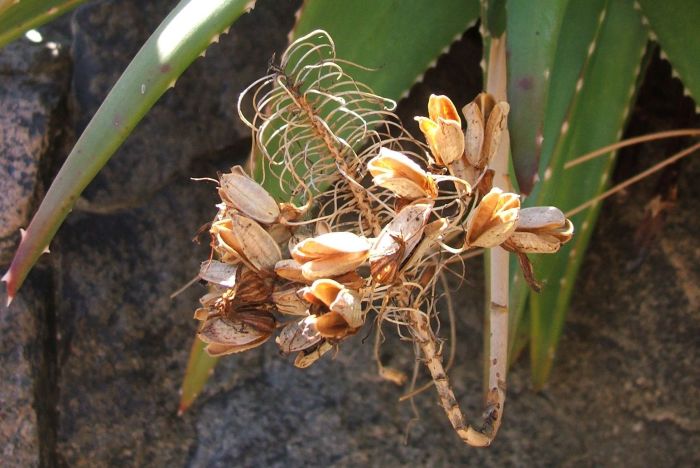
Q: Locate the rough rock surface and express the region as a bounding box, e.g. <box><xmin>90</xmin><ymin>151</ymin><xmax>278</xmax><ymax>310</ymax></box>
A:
<box><xmin>0</xmin><ymin>289</ymin><xmax>40</xmax><ymax>467</ymax></box>
<box><xmin>1</xmin><ymin>2</ymin><xmax>699</xmax><ymax>467</ymax></box>
<box><xmin>0</xmin><ymin>39</ymin><xmax>71</xmax><ymax>263</ymax></box>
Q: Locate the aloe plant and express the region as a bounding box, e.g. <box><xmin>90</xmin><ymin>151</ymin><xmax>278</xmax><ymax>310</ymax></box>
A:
<box><xmin>506</xmin><ymin>0</ymin><xmax>700</xmax><ymax>386</ymax></box>
<box><xmin>0</xmin><ymin>0</ymin><xmax>90</xmax><ymax>48</ymax></box>
<box><xmin>2</xmin><ymin>0</ymin><xmax>698</xmax><ymax>418</ymax></box>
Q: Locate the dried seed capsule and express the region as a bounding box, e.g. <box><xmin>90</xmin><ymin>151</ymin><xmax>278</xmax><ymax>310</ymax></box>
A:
<box><xmin>218</xmin><ymin>166</ymin><xmax>280</xmax><ymax>224</ymax></box>
<box><xmin>369</xmin><ymin>201</ymin><xmax>434</xmax><ymax>284</ymax></box>
<box><xmin>193</xmin><ymin>307</ymin><xmax>211</xmax><ymax>321</ymax></box>
<box><xmin>235</xmin><ymin>308</ymin><xmax>277</xmax><ymax>334</ymax></box>
<box><xmin>211</xmin><ymin>214</ymin><xmax>282</xmax><ymax>274</ymax></box>
<box><xmin>329</xmin><ymin>271</ymin><xmax>365</xmax><ymax>289</ymax></box>
<box><xmin>516</xmin><ymin>206</ymin><xmax>567</xmax><ymax>231</ymax></box>
<box><xmin>198</xmin><ymin>315</ymin><xmax>272</xmax><ymax>356</ymax></box>
<box><xmin>198</xmin><ymin>260</ymin><xmax>237</xmax><ymax>288</ymax></box>
<box><xmin>211</xmin><ymin>231</ymin><xmax>242</xmax><ymax>264</ymax></box>
<box><xmin>462</xmin><ymin>93</ymin><xmax>510</xmax><ymax>170</ymax></box>
<box><xmin>368</xmin><ymin>148</ymin><xmax>438</xmax><ymax>199</ymax></box>
<box><xmin>233</xmin><ymin>268</ymin><xmax>273</xmax><ymax>304</ymax></box>
<box><xmin>402</xmin><ymin>218</ymin><xmax>448</xmax><ymax>273</ymax></box>
<box><xmin>503</xmin><ymin>206</ymin><xmax>574</xmax><ymax>253</ymax></box>
<box><xmin>276</xmin><ymin>315</ymin><xmax>322</xmax><ymax>353</ymax></box>
<box><xmin>272</xmin><ymin>284</ymin><xmax>309</xmax><ymax>315</ymax></box>
<box><xmin>267</xmin><ymin>223</ymin><xmax>292</xmax><ymax>246</ymax></box>
<box><xmin>292</xmin><ymin>232</ymin><xmax>371</xmax><ymax>280</ymax></box>
<box><xmin>315</xmin><ymin>311</ymin><xmax>354</xmax><ymax>339</ymax></box>
<box><xmin>199</xmin><ymin>290</ymin><xmax>224</xmax><ymax>308</ymax></box>
<box><xmin>482</xmin><ymin>102</ymin><xmax>510</xmax><ymax>168</ymax></box>
<box><xmin>462</xmin><ymin>100</ymin><xmax>485</xmax><ymax>168</ymax></box>
<box><xmin>274</xmin><ymin>259</ymin><xmax>308</xmax><ymax>283</ymax></box>
<box><xmin>504</xmin><ymin>231</ymin><xmax>562</xmax><ymax>254</ymax></box>
<box><xmin>415</xmin><ymin>95</ymin><xmax>465</xmax><ymax>166</ymax></box>
<box><xmin>464</xmin><ymin>188</ymin><xmax>520</xmax><ymax>249</ymax></box>
<box><xmin>294</xmin><ymin>341</ymin><xmax>333</xmax><ymax>368</ymax></box>
<box><xmin>302</xmin><ymin>279</ymin><xmax>364</xmax><ymax>328</ymax></box>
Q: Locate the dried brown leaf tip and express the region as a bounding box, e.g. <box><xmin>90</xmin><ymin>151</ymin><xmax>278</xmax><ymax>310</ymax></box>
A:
<box><xmin>188</xmin><ymin>31</ymin><xmax>575</xmax><ymax>447</ymax></box>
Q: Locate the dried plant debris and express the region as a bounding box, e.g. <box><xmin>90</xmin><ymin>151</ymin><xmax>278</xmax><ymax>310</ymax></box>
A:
<box><xmin>192</xmin><ymin>30</ymin><xmax>573</xmax><ymax>447</ymax></box>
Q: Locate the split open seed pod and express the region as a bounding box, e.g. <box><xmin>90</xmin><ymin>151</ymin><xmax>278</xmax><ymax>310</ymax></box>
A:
<box><xmin>233</xmin><ymin>268</ymin><xmax>273</xmax><ymax>304</ymax></box>
<box><xmin>369</xmin><ymin>201</ymin><xmax>434</xmax><ymax>284</ymax></box>
<box><xmin>198</xmin><ymin>260</ymin><xmax>237</xmax><ymax>288</ymax></box>
<box><xmin>368</xmin><ymin>148</ymin><xmax>438</xmax><ymax>199</ymax></box>
<box><xmin>276</xmin><ymin>315</ymin><xmax>322</xmax><ymax>353</ymax></box>
<box><xmin>274</xmin><ymin>259</ymin><xmax>308</xmax><ymax>284</ymax></box>
<box><xmin>402</xmin><ymin>217</ymin><xmax>448</xmax><ymax>273</ymax></box>
<box><xmin>504</xmin><ymin>206</ymin><xmax>574</xmax><ymax>253</ymax></box>
<box><xmin>464</xmin><ymin>188</ymin><xmax>520</xmax><ymax>249</ymax></box>
<box><xmin>198</xmin><ymin>311</ymin><xmax>275</xmax><ymax>356</ymax></box>
<box><xmin>272</xmin><ymin>284</ymin><xmax>309</xmax><ymax>315</ymax></box>
<box><xmin>314</xmin><ymin>312</ymin><xmax>355</xmax><ymax>339</ymax></box>
<box><xmin>415</xmin><ymin>94</ymin><xmax>465</xmax><ymax>166</ymax></box>
<box><xmin>462</xmin><ymin>93</ymin><xmax>510</xmax><ymax>170</ymax></box>
<box><xmin>211</xmin><ymin>214</ymin><xmax>282</xmax><ymax>274</ymax></box>
<box><xmin>302</xmin><ymin>278</ymin><xmax>364</xmax><ymax>329</ymax></box>
<box><xmin>291</xmin><ymin>232</ymin><xmax>371</xmax><ymax>280</ymax></box>
<box><xmin>219</xmin><ymin>166</ymin><xmax>280</xmax><ymax>224</ymax></box>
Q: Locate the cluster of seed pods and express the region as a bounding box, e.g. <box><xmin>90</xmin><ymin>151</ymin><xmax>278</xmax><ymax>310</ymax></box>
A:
<box><xmin>192</xmin><ymin>30</ymin><xmax>573</xmax><ymax>447</ymax></box>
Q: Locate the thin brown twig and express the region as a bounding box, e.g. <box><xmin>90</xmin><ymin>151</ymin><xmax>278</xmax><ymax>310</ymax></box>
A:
<box><xmin>566</xmin><ymin>141</ymin><xmax>700</xmax><ymax>217</ymax></box>
<box><xmin>564</xmin><ymin>128</ymin><xmax>700</xmax><ymax>169</ymax></box>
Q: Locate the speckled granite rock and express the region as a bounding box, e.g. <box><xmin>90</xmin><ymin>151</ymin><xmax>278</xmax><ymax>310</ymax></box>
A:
<box><xmin>0</xmin><ymin>30</ymin><xmax>70</xmax><ymax>467</ymax></box>
<box><xmin>0</xmin><ymin>292</ymin><xmax>41</xmax><ymax>467</ymax></box>
<box><xmin>0</xmin><ymin>38</ymin><xmax>70</xmax><ymax>263</ymax></box>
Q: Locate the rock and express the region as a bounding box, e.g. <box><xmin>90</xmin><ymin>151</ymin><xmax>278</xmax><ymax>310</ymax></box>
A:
<box><xmin>69</xmin><ymin>0</ymin><xmax>298</xmax><ymax>211</ymax></box>
<box><xmin>0</xmin><ymin>29</ymin><xmax>71</xmax><ymax>467</ymax></box>
<box><xmin>0</xmin><ymin>38</ymin><xmax>71</xmax><ymax>263</ymax></box>
<box><xmin>0</xmin><ymin>290</ymin><xmax>41</xmax><ymax>467</ymax></box>
<box><xmin>53</xmin><ymin>174</ymin><xmax>269</xmax><ymax>465</ymax></box>
<box><xmin>0</xmin><ymin>265</ymin><xmax>57</xmax><ymax>467</ymax></box>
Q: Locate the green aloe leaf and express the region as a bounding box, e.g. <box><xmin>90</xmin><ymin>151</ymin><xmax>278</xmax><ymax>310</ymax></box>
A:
<box><xmin>2</xmin><ymin>0</ymin><xmax>254</xmax><ymax>304</ymax></box>
<box><xmin>0</xmin><ymin>0</ymin><xmax>89</xmax><ymax>48</ymax></box>
<box><xmin>509</xmin><ymin>0</ymin><xmax>648</xmax><ymax>387</ymax></box>
<box><xmin>506</xmin><ymin>0</ymin><xmax>569</xmax><ymax>195</ymax></box>
<box><xmin>292</xmin><ymin>0</ymin><xmax>480</xmax><ymax>101</ymax></box>
<box><xmin>636</xmin><ymin>0</ymin><xmax>700</xmax><ymax>106</ymax></box>
<box><xmin>179</xmin><ymin>338</ymin><xmax>218</xmax><ymax>415</ymax></box>
<box><xmin>508</xmin><ymin>0</ymin><xmax>608</xmax><ymax>363</ymax></box>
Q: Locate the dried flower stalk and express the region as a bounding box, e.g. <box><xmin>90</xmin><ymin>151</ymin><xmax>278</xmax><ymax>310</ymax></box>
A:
<box><xmin>191</xmin><ymin>30</ymin><xmax>573</xmax><ymax>447</ymax></box>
